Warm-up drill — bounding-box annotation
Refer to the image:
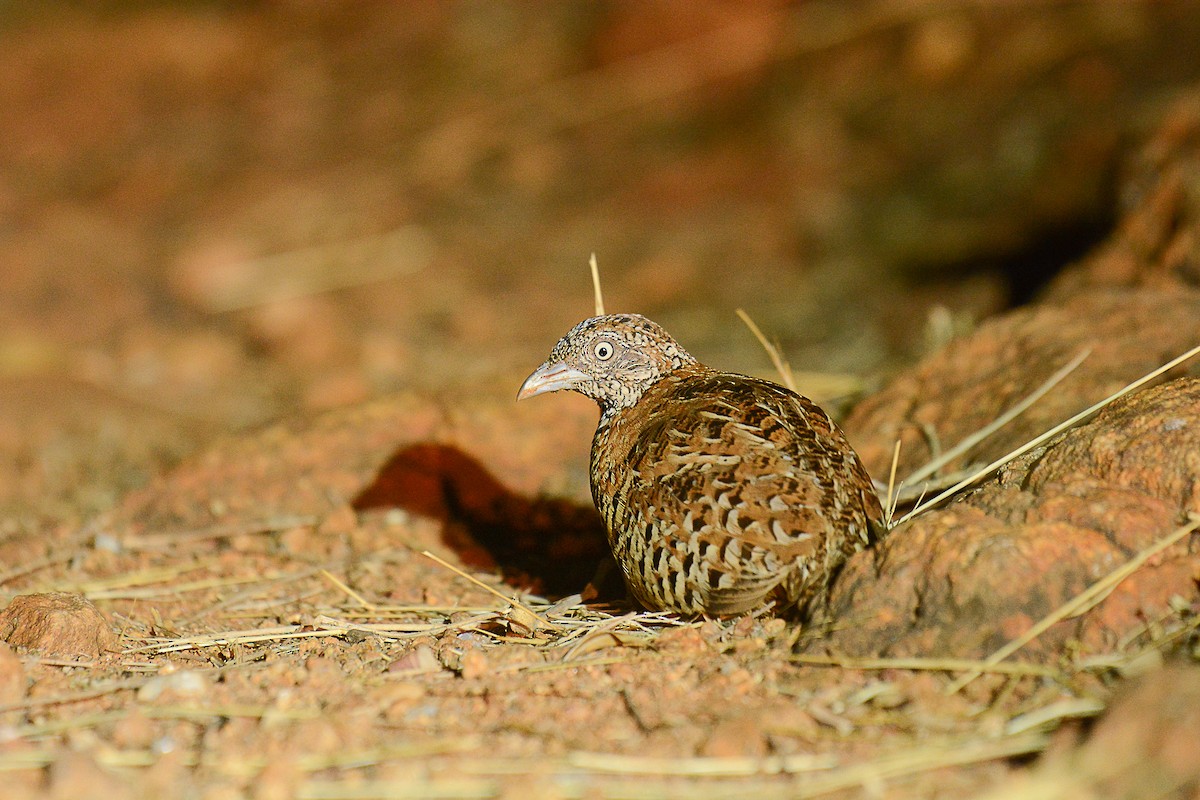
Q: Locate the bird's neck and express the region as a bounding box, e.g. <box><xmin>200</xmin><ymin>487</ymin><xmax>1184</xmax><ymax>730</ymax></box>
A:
<box><xmin>593</xmin><ymin>361</ymin><xmax>710</xmax><ymax>428</ymax></box>
<box><xmin>596</xmin><ymin>399</ymin><xmax>627</xmax><ymax>429</ymax></box>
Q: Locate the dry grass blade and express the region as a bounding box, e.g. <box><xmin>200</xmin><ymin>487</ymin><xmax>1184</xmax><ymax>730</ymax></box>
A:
<box><xmin>0</xmin><ymin>677</ymin><xmax>149</xmax><ymax>713</ymax></box>
<box><xmin>946</xmin><ymin>514</ymin><xmax>1200</xmax><ymax>694</ymax></box>
<box><xmin>736</xmin><ymin>308</ymin><xmax>796</xmax><ymax>393</ymax></box>
<box><xmin>567</xmin><ymin>750</ymin><xmax>837</xmax><ymax>777</ymax></box>
<box><xmin>420</xmin><ymin>550</ymin><xmax>556</xmax><ymax>631</ymax></box>
<box><xmin>320</xmin><ymin>569</ymin><xmax>376</xmax><ymax>611</ymax></box>
<box><xmin>0</xmin><ymin>739</ymin><xmax>484</xmax><ymax>784</ymax></box>
<box><xmin>122</xmin><ymin>515</ymin><xmax>318</xmax><ymax>550</ymax></box>
<box><xmin>299</xmin><ymin>738</ymin><xmax>484</xmax><ymax>770</ymax></box>
<box><xmin>1005</xmin><ymin>697</ymin><xmax>1106</xmax><ymax>735</ymax></box>
<box><xmin>136</xmin><ymin>612</ymin><xmax>499</xmax><ymax>654</ymax></box>
<box><xmin>511</xmin><ymin>655</ymin><xmax>632</xmax><ymax>674</ymax></box>
<box><xmin>590</xmin><ymin>252</ymin><xmax>605</xmax><ymax>316</ymax></box>
<box><xmin>884</xmin><ymin>439</ymin><xmax>902</xmax><ymax>527</ymax></box>
<box><xmin>42</xmin><ymin>560</ymin><xmax>214</xmax><ymax>594</ymax></box>
<box><xmin>146</xmin><ymin>704</ymin><xmax>322</xmax><ymax>721</ymax></box>
<box><xmin>735</xmin><ymin>308</ymin><xmax>863</xmax><ymax>400</ymax></box>
<box><xmin>10</xmin><ymin>711</ymin><xmax>127</xmax><ymax>739</ymax></box>
<box><xmin>560</xmin><ymin>612</ymin><xmax>652</xmax><ymax>660</ymax></box>
<box><xmin>312</xmin><ymin>613</ymin><xmax>495</xmax><ymax>636</ymax></box>
<box><xmin>86</xmin><ymin>574</ymin><xmax>268</xmax><ymax>601</ymax></box>
<box><xmin>567</xmin><ymin>731</ymin><xmax>1048</xmax><ymax>792</ymax></box>
<box><xmin>790</xmin><ymin>654</ymin><xmax>1060</xmax><ymax>678</ymax></box>
<box><xmin>0</xmin><ymin>523</ymin><xmax>101</xmax><ymax>586</ymax></box>
<box><xmin>794</xmin><ymin>732</ymin><xmax>1049</xmax><ymax>797</ymax></box>
<box><xmin>179</xmin><ymin>568</ymin><xmax>321</xmax><ymax>624</ymax></box>
<box><xmin>137</xmin><ymin>624</ymin><xmax>350</xmax><ymax>653</ymax></box>
<box><xmin>899</xmin><ymin>348</ymin><xmax>1090</xmax><ymax>490</ymax></box>
<box><xmin>882</xmin><ymin>465</ymin><xmax>978</xmax><ymax>508</ymax></box>
<box><xmin>898</xmin><ymin>341</ymin><xmax>1200</xmax><ymax>525</ymax></box>
<box><xmin>298</xmin><ymin>778</ymin><xmax>496</xmax><ymax>800</ymax></box>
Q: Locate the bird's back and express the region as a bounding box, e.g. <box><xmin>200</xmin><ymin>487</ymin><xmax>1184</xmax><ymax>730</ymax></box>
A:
<box><xmin>591</xmin><ymin>365</ymin><xmax>882</xmax><ymax>617</ymax></box>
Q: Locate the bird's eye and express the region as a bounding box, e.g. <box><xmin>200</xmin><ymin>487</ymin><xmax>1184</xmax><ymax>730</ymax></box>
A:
<box><xmin>593</xmin><ymin>340</ymin><xmax>615</xmax><ymax>361</ymax></box>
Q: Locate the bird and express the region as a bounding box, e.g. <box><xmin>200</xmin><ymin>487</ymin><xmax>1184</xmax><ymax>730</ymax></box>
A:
<box><xmin>517</xmin><ymin>312</ymin><xmax>884</xmax><ymax>618</ymax></box>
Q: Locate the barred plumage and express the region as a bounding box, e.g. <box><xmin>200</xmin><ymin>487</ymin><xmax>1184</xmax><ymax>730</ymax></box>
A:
<box><xmin>518</xmin><ymin>313</ymin><xmax>882</xmax><ymax>618</ymax></box>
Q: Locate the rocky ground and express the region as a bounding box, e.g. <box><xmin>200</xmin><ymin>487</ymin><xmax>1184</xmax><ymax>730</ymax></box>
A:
<box><xmin>1</xmin><ymin>3</ymin><xmax>1200</xmax><ymax>799</ymax></box>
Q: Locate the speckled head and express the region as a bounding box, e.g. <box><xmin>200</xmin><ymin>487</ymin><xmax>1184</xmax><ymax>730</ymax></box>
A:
<box><xmin>517</xmin><ymin>313</ymin><xmax>697</xmax><ymax>418</ymax></box>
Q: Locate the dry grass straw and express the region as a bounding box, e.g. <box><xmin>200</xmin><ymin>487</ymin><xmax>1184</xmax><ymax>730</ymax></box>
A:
<box><xmin>320</xmin><ymin>569</ymin><xmax>376</xmax><ymax>611</ymax></box>
<box><xmin>123</xmin><ymin>573</ymin><xmax>680</xmax><ymax>657</ymax></box>
<box><xmin>129</xmin><ymin>612</ymin><xmax>494</xmax><ymax>655</ymax></box>
<box><xmin>883</xmin><ymin>439</ymin><xmax>903</xmax><ymax>527</ymax></box>
<box><xmin>566</xmin><ymin>750</ymin><xmax>837</xmax><ymax>777</ymax></box>
<box><xmin>420</xmin><ymin>549</ymin><xmax>556</xmax><ymax>631</ymax></box>
<box><xmin>45</xmin><ymin>558</ymin><xmax>280</xmax><ymax>601</ymax></box>
<box><xmin>568</xmin><ymin>730</ymin><xmax>1047</xmax><ymax>785</ymax></box>
<box><xmin>1004</xmin><ymin>697</ymin><xmax>1106</xmax><ymax>736</ymax></box>
<box><xmin>790</xmin><ymin>654</ymin><xmax>1061</xmax><ymax>679</ymax></box>
<box><xmin>298</xmin><ymin>779</ymin><xmax>495</xmax><ymax>800</ymax></box>
<box><xmin>0</xmin><ymin>552</ymin><xmax>76</xmax><ymax>588</ymax></box>
<box><xmin>42</xmin><ymin>560</ymin><xmax>214</xmax><ymax>594</ymax></box>
<box><xmin>897</xmin><ymin>341</ymin><xmax>1200</xmax><ymax>525</ymax></box>
<box><xmin>0</xmin><ymin>677</ymin><xmax>150</xmax><ymax>714</ymax></box>
<box><xmin>591</xmin><ymin>252</ymin><xmax>605</xmax><ymax>316</ymax></box>
<box><xmin>0</xmin><ymin>737</ymin><xmax>481</xmax><ymax>779</ymax></box>
<box><xmin>120</xmin><ymin>514</ymin><xmax>318</xmax><ymax>550</ymax></box>
<box><xmin>289</xmin><ymin>730</ymin><xmax>1048</xmax><ymax>799</ymax></box>
<box><xmin>896</xmin><ymin>348</ymin><xmax>1090</xmax><ymax>494</ymax></box>
<box><xmin>736</xmin><ymin>308</ymin><xmax>863</xmax><ymax>401</ymax></box>
<box><xmin>179</xmin><ymin>567</ymin><xmax>322</xmax><ymax>623</ymax></box>
<box><xmin>736</xmin><ymin>308</ymin><xmax>797</xmax><ymax>393</ymax></box>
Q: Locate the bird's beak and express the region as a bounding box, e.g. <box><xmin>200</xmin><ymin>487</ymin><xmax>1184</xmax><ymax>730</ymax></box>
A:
<box><xmin>517</xmin><ymin>361</ymin><xmax>589</xmax><ymax>401</ymax></box>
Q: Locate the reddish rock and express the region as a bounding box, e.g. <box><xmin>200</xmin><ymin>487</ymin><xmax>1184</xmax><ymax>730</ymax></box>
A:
<box><xmin>0</xmin><ymin>593</ymin><xmax>117</xmax><ymax>657</ymax></box>
<box><xmin>827</xmin><ymin>378</ymin><xmax>1200</xmax><ymax>659</ymax></box>
<box><xmin>845</xmin><ymin>286</ymin><xmax>1200</xmax><ymax>481</ymax></box>
<box><xmin>112</xmin><ymin>391</ymin><xmax>608</xmax><ymax>598</ymax></box>
<box><xmin>114</xmin><ymin>389</ymin><xmax>599</xmax><ymax>532</ymax></box>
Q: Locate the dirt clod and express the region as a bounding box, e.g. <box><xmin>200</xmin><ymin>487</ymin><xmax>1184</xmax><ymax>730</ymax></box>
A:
<box><xmin>0</xmin><ymin>593</ymin><xmax>116</xmax><ymax>658</ymax></box>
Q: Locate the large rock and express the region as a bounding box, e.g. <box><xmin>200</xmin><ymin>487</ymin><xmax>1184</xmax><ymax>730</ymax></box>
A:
<box><xmin>109</xmin><ymin>390</ymin><xmax>608</xmax><ymax>599</ymax></box>
<box><xmin>844</xmin><ymin>286</ymin><xmax>1200</xmax><ymax>482</ymax></box>
<box><xmin>826</xmin><ymin>378</ymin><xmax>1200</xmax><ymax>659</ymax></box>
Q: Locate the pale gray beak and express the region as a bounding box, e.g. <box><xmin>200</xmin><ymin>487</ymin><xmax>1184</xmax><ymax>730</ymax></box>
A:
<box><xmin>517</xmin><ymin>361</ymin><xmax>589</xmax><ymax>401</ymax></box>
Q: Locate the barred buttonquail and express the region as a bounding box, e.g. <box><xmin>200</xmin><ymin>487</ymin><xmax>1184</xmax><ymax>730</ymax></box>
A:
<box><xmin>518</xmin><ymin>313</ymin><xmax>883</xmax><ymax>618</ymax></box>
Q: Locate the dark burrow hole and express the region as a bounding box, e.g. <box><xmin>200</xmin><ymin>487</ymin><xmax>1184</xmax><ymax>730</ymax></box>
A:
<box><xmin>991</xmin><ymin>212</ymin><xmax>1117</xmax><ymax>306</ymax></box>
<box><xmin>353</xmin><ymin>443</ymin><xmax>621</xmax><ymax>600</ymax></box>
<box><xmin>910</xmin><ymin>186</ymin><xmax>1118</xmax><ymax>308</ymax></box>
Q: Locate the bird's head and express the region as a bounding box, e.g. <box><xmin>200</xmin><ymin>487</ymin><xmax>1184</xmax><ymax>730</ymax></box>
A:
<box><xmin>517</xmin><ymin>313</ymin><xmax>697</xmax><ymax>416</ymax></box>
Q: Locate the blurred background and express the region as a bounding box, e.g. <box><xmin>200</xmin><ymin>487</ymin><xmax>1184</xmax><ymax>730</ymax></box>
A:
<box><xmin>3</xmin><ymin>0</ymin><xmax>1200</xmax><ymax>523</ymax></box>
